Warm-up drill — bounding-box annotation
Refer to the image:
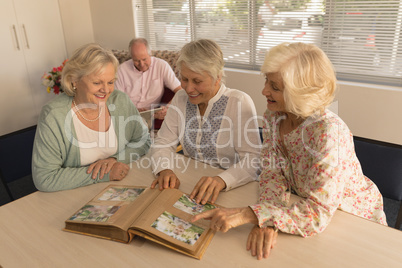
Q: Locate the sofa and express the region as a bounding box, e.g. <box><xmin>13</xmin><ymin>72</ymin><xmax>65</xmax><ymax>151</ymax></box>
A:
<box><xmin>112</xmin><ymin>49</ymin><xmax>180</xmax><ymax>129</ymax></box>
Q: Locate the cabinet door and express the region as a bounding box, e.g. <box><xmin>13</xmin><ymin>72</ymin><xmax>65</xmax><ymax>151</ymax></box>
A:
<box><xmin>13</xmin><ymin>0</ymin><xmax>67</xmax><ymax>116</ymax></box>
<box><xmin>0</xmin><ymin>0</ymin><xmax>37</xmax><ymax>135</ymax></box>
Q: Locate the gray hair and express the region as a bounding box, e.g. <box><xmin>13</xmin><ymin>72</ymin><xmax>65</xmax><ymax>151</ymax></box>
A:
<box><xmin>128</xmin><ymin>38</ymin><xmax>152</xmax><ymax>56</ymax></box>
<box><xmin>176</xmin><ymin>39</ymin><xmax>225</xmax><ymax>83</ymax></box>
<box><xmin>61</xmin><ymin>43</ymin><xmax>119</xmax><ymax>96</ymax></box>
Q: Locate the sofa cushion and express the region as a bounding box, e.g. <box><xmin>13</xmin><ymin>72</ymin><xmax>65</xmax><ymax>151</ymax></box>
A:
<box><xmin>111</xmin><ymin>49</ymin><xmax>131</xmax><ymax>64</ymax></box>
<box><xmin>152</xmin><ymin>50</ymin><xmax>180</xmax><ymax>77</ymax></box>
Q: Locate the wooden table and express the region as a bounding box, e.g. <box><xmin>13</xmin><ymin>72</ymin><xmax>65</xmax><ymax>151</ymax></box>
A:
<box><xmin>1</xmin><ymin>154</ymin><xmax>402</xmax><ymax>268</ymax></box>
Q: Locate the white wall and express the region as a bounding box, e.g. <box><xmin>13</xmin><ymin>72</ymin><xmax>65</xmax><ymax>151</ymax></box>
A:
<box><xmin>89</xmin><ymin>0</ymin><xmax>135</xmax><ymax>50</ymax></box>
<box><xmin>58</xmin><ymin>0</ymin><xmax>94</xmax><ymax>57</ymax></box>
<box><xmin>58</xmin><ymin>0</ymin><xmax>135</xmax><ymax>56</ymax></box>
<box><xmin>224</xmin><ymin>69</ymin><xmax>267</xmax><ymax>117</ymax></box>
<box><xmin>337</xmin><ymin>81</ymin><xmax>402</xmax><ymax>144</ymax></box>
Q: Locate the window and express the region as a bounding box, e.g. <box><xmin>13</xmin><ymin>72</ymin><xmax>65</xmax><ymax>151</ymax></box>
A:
<box><xmin>323</xmin><ymin>0</ymin><xmax>402</xmax><ymax>86</ymax></box>
<box><xmin>133</xmin><ymin>0</ymin><xmax>402</xmax><ymax>87</ymax></box>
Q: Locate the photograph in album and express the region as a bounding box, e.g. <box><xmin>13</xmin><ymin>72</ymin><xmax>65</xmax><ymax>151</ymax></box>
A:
<box><xmin>151</xmin><ymin>211</ymin><xmax>204</xmax><ymax>246</ymax></box>
<box><xmin>68</xmin><ymin>205</ymin><xmax>120</xmax><ymax>222</ymax></box>
<box><xmin>98</xmin><ymin>187</ymin><xmax>145</xmax><ymax>202</ymax></box>
<box><xmin>173</xmin><ymin>194</ymin><xmax>216</xmax><ymax>215</ymax></box>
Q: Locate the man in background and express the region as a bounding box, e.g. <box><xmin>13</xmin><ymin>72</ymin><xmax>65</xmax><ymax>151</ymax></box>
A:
<box><xmin>115</xmin><ymin>38</ymin><xmax>181</xmax><ymax>120</ymax></box>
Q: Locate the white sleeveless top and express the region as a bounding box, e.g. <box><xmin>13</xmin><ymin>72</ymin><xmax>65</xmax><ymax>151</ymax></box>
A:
<box><xmin>72</xmin><ymin>109</ymin><xmax>118</xmax><ymax>166</ymax></box>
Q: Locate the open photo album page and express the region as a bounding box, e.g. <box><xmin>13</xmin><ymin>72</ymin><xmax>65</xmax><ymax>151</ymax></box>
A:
<box><xmin>150</xmin><ymin>194</ymin><xmax>216</xmax><ymax>245</ymax></box>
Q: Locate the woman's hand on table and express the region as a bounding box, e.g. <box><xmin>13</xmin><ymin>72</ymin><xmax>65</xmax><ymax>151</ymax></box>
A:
<box><xmin>247</xmin><ymin>225</ymin><xmax>278</xmax><ymax>260</ymax></box>
<box><xmin>191</xmin><ymin>207</ymin><xmax>258</xmax><ymax>233</ymax></box>
<box><xmin>190</xmin><ymin>176</ymin><xmax>226</xmax><ymax>204</ymax></box>
<box><xmin>87</xmin><ymin>158</ymin><xmax>129</xmax><ymax>181</ymax></box>
<box><xmin>151</xmin><ymin>169</ymin><xmax>181</xmax><ymax>190</ymax></box>
<box><xmin>109</xmin><ymin>162</ymin><xmax>130</xmax><ymax>181</ymax></box>
<box><xmin>87</xmin><ymin>157</ymin><xmax>118</xmax><ymax>179</ymax></box>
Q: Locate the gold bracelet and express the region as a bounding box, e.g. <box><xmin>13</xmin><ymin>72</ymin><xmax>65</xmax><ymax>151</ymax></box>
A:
<box><xmin>274</xmin><ymin>226</ymin><xmax>279</xmax><ymax>233</ymax></box>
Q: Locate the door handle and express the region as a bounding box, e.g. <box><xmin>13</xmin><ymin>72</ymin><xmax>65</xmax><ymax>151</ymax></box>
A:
<box><xmin>22</xmin><ymin>24</ymin><xmax>30</xmax><ymax>49</ymax></box>
<box><xmin>12</xmin><ymin>25</ymin><xmax>20</xmax><ymax>50</ymax></box>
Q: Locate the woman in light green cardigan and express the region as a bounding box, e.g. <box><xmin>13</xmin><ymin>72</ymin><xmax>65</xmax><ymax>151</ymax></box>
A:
<box><xmin>32</xmin><ymin>43</ymin><xmax>151</xmax><ymax>192</ymax></box>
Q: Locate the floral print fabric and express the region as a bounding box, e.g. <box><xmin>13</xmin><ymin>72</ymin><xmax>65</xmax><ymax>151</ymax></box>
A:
<box><xmin>250</xmin><ymin>109</ymin><xmax>387</xmax><ymax>237</ymax></box>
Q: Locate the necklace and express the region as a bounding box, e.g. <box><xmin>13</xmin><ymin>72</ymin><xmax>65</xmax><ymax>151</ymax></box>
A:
<box><xmin>73</xmin><ymin>99</ymin><xmax>103</xmax><ymax>122</ymax></box>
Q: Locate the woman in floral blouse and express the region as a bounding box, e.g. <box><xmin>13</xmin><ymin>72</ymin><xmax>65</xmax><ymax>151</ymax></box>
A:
<box><xmin>192</xmin><ymin>42</ymin><xmax>387</xmax><ymax>260</ymax></box>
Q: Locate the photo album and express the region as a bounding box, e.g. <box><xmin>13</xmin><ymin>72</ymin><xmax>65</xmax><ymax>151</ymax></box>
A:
<box><xmin>64</xmin><ymin>185</ymin><xmax>218</xmax><ymax>259</ymax></box>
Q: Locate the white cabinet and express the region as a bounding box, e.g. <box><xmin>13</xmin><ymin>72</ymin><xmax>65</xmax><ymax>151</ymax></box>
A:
<box><xmin>0</xmin><ymin>0</ymin><xmax>67</xmax><ymax>135</ymax></box>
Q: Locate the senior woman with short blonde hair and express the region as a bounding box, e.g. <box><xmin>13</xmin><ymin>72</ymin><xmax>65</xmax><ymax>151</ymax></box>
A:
<box><xmin>61</xmin><ymin>44</ymin><xmax>119</xmax><ymax>96</ymax></box>
<box><xmin>32</xmin><ymin>43</ymin><xmax>150</xmax><ymax>192</ymax></box>
<box><xmin>261</xmin><ymin>41</ymin><xmax>336</xmax><ymax>118</ymax></box>
<box><xmin>192</xmin><ymin>42</ymin><xmax>387</xmax><ymax>260</ymax></box>
<box><xmin>150</xmin><ymin>39</ymin><xmax>261</xmax><ymax>204</ymax></box>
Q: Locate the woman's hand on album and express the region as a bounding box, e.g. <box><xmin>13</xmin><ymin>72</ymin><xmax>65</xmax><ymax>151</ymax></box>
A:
<box><xmin>190</xmin><ymin>176</ymin><xmax>226</xmax><ymax>205</ymax></box>
<box><xmin>109</xmin><ymin>162</ymin><xmax>130</xmax><ymax>181</ymax></box>
<box><xmin>191</xmin><ymin>207</ymin><xmax>258</xmax><ymax>233</ymax></box>
<box><xmin>151</xmin><ymin>169</ymin><xmax>181</xmax><ymax>190</ymax></box>
<box><xmin>247</xmin><ymin>225</ymin><xmax>278</xmax><ymax>260</ymax></box>
<box><xmin>87</xmin><ymin>157</ymin><xmax>118</xmax><ymax>180</ymax></box>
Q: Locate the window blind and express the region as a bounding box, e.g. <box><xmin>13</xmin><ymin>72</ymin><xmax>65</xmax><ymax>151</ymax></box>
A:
<box><xmin>133</xmin><ymin>0</ymin><xmax>402</xmax><ymax>87</ymax></box>
<box><xmin>323</xmin><ymin>0</ymin><xmax>402</xmax><ymax>86</ymax></box>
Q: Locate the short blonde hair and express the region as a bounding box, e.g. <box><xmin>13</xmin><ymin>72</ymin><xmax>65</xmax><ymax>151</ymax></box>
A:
<box><xmin>176</xmin><ymin>39</ymin><xmax>225</xmax><ymax>83</ymax></box>
<box><xmin>61</xmin><ymin>43</ymin><xmax>119</xmax><ymax>96</ymax></box>
<box><xmin>261</xmin><ymin>42</ymin><xmax>337</xmax><ymax>118</ymax></box>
